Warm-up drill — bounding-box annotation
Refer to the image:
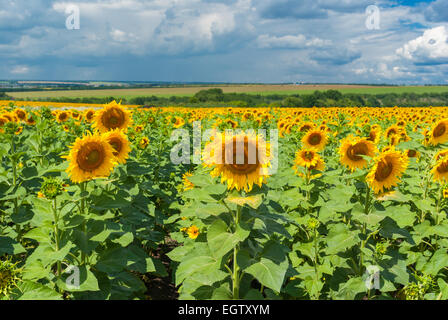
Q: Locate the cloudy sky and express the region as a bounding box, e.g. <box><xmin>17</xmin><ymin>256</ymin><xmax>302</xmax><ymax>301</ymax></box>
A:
<box><xmin>1</xmin><ymin>0</ymin><xmax>448</xmax><ymax>83</ymax></box>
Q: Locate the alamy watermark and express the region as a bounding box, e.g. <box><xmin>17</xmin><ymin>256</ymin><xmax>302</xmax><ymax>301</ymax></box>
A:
<box><xmin>365</xmin><ymin>5</ymin><xmax>380</xmax><ymax>30</ymax></box>
<box><xmin>65</xmin><ymin>4</ymin><xmax>80</xmax><ymax>30</ymax></box>
<box><xmin>65</xmin><ymin>265</ymin><xmax>80</xmax><ymax>290</ymax></box>
<box><xmin>364</xmin><ymin>265</ymin><xmax>380</xmax><ymax>290</ymax></box>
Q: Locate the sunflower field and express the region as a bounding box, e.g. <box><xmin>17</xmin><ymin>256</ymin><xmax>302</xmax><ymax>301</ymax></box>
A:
<box><xmin>1</xmin><ymin>100</ymin><xmax>448</xmax><ymax>300</ymax></box>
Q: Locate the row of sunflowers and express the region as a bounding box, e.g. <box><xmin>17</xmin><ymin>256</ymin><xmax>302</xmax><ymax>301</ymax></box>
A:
<box><xmin>0</xmin><ymin>101</ymin><xmax>448</xmax><ymax>300</ymax></box>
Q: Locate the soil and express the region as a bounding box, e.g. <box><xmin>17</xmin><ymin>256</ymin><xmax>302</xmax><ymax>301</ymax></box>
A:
<box><xmin>142</xmin><ymin>240</ymin><xmax>179</xmax><ymax>300</ymax></box>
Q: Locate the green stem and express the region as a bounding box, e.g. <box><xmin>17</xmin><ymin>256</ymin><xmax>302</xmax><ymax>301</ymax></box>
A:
<box><xmin>313</xmin><ymin>228</ymin><xmax>320</xmax><ymax>299</ymax></box>
<box><xmin>11</xmin><ymin>134</ymin><xmax>20</xmax><ymax>240</ymax></box>
<box><xmin>359</xmin><ymin>186</ymin><xmax>371</xmax><ymax>275</ymax></box>
<box><xmin>435</xmin><ymin>187</ymin><xmax>442</xmax><ymax>226</ymax></box>
<box><xmin>79</xmin><ymin>182</ymin><xmax>87</xmax><ymax>265</ymax></box>
<box><xmin>232</xmin><ymin>205</ymin><xmax>242</xmax><ymax>300</ymax></box>
<box><xmin>52</xmin><ymin>197</ymin><xmax>62</xmax><ymax>278</ymax></box>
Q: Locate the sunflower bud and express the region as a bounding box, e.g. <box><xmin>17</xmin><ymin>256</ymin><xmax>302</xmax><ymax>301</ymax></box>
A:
<box><xmin>40</xmin><ymin>177</ymin><xmax>65</xmax><ymax>199</ymax></box>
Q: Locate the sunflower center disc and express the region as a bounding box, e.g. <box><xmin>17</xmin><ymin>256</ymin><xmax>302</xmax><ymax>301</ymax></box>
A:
<box><xmin>308</xmin><ymin>133</ymin><xmax>321</xmax><ymax>145</ymax></box>
<box><xmin>347</xmin><ymin>143</ymin><xmax>368</xmax><ymax>161</ymax></box>
<box><xmin>437</xmin><ymin>161</ymin><xmax>448</xmax><ymax>174</ymax></box>
<box><xmin>433</xmin><ymin>123</ymin><xmax>446</xmax><ymax>138</ymax></box>
<box><xmin>375</xmin><ymin>160</ymin><xmax>393</xmax><ymax>182</ymax></box>
<box><xmin>87</xmin><ymin>150</ymin><xmax>100</xmax><ymax>164</ymax></box>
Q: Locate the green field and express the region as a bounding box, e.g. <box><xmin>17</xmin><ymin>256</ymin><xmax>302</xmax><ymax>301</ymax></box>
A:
<box><xmin>7</xmin><ymin>85</ymin><xmax>448</xmax><ymax>100</ymax></box>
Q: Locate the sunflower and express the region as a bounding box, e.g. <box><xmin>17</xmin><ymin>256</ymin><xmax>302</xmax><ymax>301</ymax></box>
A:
<box><xmin>443</xmin><ymin>189</ymin><xmax>448</xmax><ymax>199</ymax></box>
<box><xmin>367</xmin><ymin>126</ymin><xmax>381</xmax><ymax>144</ymax></box>
<box><xmin>0</xmin><ymin>116</ymin><xmax>9</xmax><ymax>127</ymax></box>
<box><xmin>71</xmin><ymin>111</ymin><xmax>82</xmax><ymax>121</ymax></box>
<box><xmin>26</xmin><ymin>114</ymin><xmax>36</xmax><ymax>125</ymax></box>
<box><xmin>202</xmin><ymin>131</ymin><xmax>271</xmax><ymax>192</ymax></box>
<box><xmin>406</xmin><ymin>149</ymin><xmax>420</xmax><ymax>159</ymax></box>
<box><xmin>139</xmin><ymin>137</ymin><xmax>149</xmax><ymax>149</ymax></box>
<box><xmin>225</xmin><ymin>119</ymin><xmax>238</xmax><ymax>129</ymax></box>
<box><xmin>14</xmin><ymin>109</ymin><xmax>26</xmax><ymax>122</ymax></box>
<box><xmin>339</xmin><ymin>136</ymin><xmax>377</xmax><ymax>171</ymax></box>
<box><xmin>298</xmin><ymin>122</ymin><xmax>315</xmax><ymax>133</ymax></box>
<box><xmin>93</xmin><ymin>101</ymin><xmax>132</xmax><ymax>133</ymax></box>
<box><xmin>294</xmin><ymin>149</ymin><xmax>321</xmax><ymax>169</ymax></box>
<box><xmin>429</xmin><ymin>119</ymin><xmax>448</xmax><ymax>146</ymax></box>
<box><xmin>385</xmin><ymin>125</ymin><xmax>404</xmax><ymax>139</ymax></box>
<box><xmin>187</xmin><ymin>225</ymin><xmax>200</xmax><ymax>240</ymax></box>
<box><xmin>435</xmin><ymin>150</ymin><xmax>448</xmax><ymax>161</ymax></box>
<box><xmin>432</xmin><ymin>158</ymin><xmax>448</xmax><ymax>183</ymax></box>
<box><xmin>84</xmin><ymin>109</ymin><xmax>96</xmax><ymax>123</ymax></box>
<box><xmin>103</xmin><ymin>129</ymin><xmax>131</xmax><ymax>164</ymax></box>
<box><xmin>293</xmin><ymin>149</ymin><xmax>325</xmax><ymax>180</ymax></box>
<box><xmin>182</xmin><ymin>171</ymin><xmax>194</xmax><ymax>191</ymax></box>
<box><xmin>56</xmin><ymin>111</ymin><xmax>69</xmax><ymax>123</ymax></box>
<box><xmin>302</xmin><ymin>129</ymin><xmax>327</xmax><ymax>151</ymax></box>
<box><xmin>14</xmin><ymin>126</ymin><xmax>23</xmax><ymax>135</ymax></box>
<box><xmin>366</xmin><ymin>150</ymin><xmax>408</xmax><ymax>194</ymax></box>
<box><xmin>172</xmin><ymin>116</ymin><xmax>185</xmax><ymax>128</ymax></box>
<box><xmin>134</xmin><ymin>125</ymin><xmax>144</xmax><ymax>133</ymax></box>
<box><xmin>63</xmin><ymin>133</ymin><xmax>116</xmax><ymax>183</ymax></box>
<box><xmin>0</xmin><ymin>258</ymin><xmax>21</xmax><ymax>299</ymax></box>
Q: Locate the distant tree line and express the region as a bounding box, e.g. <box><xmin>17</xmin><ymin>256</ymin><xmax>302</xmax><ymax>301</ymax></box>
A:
<box><xmin>3</xmin><ymin>88</ymin><xmax>448</xmax><ymax>108</ymax></box>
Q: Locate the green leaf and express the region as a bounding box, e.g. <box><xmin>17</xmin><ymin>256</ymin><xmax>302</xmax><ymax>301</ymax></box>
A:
<box><xmin>245</xmin><ymin>258</ymin><xmax>288</xmax><ymax>293</ymax></box>
<box><xmin>112</xmin><ymin>232</ymin><xmax>134</xmax><ymax>247</ymax></box>
<box><xmin>333</xmin><ymin>277</ymin><xmax>366</xmax><ymax>300</ymax></box>
<box><xmin>0</xmin><ymin>236</ymin><xmax>26</xmax><ymax>255</ymax></box>
<box><xmin>437</xmin><ymin>279</ymin><xmax>448</xmax><ymax>300</ymax></box>
<box><xmin>23</xmin><ymin>227</ymin><xmax>52</xmax><ymax>243</ymax></box>
<box><xmin>17</xmin><ymin>281</ymin><xmax>62</xmax><ymax>300</ymax></box>
<box><xmin>422</xmin><ymin>249</ymin><xmax>448</xmax><ymax>276</ymax></box>
<box><xmin>22</xmin><ymin>261</ymin><xmax>50</xmax><ymax>281</ymax></box>
<box><xmin>176</xmin><ymin>255</ymin><xmax>219</xmax><ymax>286</ymax></box>
<box><xmin>207</xmin><ymin>219</ymin><xmax>247</xmax><ymax>259</ymax></box>
<box><xmin>96</xmin><ymin>247</ymin><xmax>129</xmax><ymax>273</ymax></box>
<box><xmin>326</xmin><ymin>228</ymin><xmax>360</xmax><ymax>255</ymax></box>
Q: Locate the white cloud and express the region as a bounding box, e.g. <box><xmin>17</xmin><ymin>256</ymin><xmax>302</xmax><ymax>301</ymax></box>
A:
<box><xmin>396</xmin><ymin>26</ymin><xmax>448</xmax><ymax>64</ymax></box>
<box><xmin>11</xmin><ymin>65</ymin><xmax>30</xmax><ymax>74</ymax></box>
<box><xmin>257</xmin><ymin>34</ymin><xmax>331</xmax><ymax>48</ymax></box>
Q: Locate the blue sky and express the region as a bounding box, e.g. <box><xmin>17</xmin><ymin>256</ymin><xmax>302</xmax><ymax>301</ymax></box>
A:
<box><xmin>1</xmin><ymin>0</ymin><xmax>447</xmax><ymax>84</ymax></box>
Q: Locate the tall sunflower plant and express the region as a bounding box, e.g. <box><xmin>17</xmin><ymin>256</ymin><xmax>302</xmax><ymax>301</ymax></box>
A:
<box><xmin>168</xmin><ymin>131</ymin><xmax>292</xmax><ymax>300</ymax></box>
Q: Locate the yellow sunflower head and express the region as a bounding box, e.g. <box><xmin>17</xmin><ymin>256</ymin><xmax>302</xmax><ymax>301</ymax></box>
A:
<box><xmin>302</xmin><ymin>129</ymin><xmax>328</xmax><ymax>151</ymax></box>
<box><xmin>429</xmin><ymin>119</ymin><xmax>448</xmax><ymax>146</ymax></box>
<box><xmin>366</xmin><ymin>150</ymin><xmax>408</xmax><ymax>194</ymax></box>
<box><xmin>294</xmin><ymin>149</ymin><xmax>321</xmax><ymax>168</ymax></box>
<box><xmin>293</xmin><ymin>149</ymin><xmax>325</xmax><ymax>179</ymax></box>
<box><xmin>172</xmin><ymin>116</ymin><xmax>186</xmax><ymax>128</ymax></box>
<box><xmin>14</xmin><ymin>109</ymin><xmax>27</xmax><ymax>121</ymax></box>
<box><xmin>339</xmin><ymin>136</ymin><xmax>377</xmax><ymax>171</ymax></box>
<box><xmin>63</xmin><ymin>132</ymin><xmax>116</xmax><ymax>183</ymax></box>
<box><xmin>202</xmin><ymin>131</ymin><xmax>272</xmax><ymax>193</ymax></box>
<box><xmin>84</xmin><ymin>109</ymin><xmax>96</xmax><ymax>123</ymax></box>
<box><xmin>56</xmin><ymin>111</ymin><xmax>70</xmax><ymax>123</ymax></box>
<box><xmin>187</xmin><ymin>225</ymin><xmax>200</xmax><ymax>240</ymax></box>
<box><xmin>93</xmin><ymin>101</ymin><xmax>132</xmax><ymax>133</ymax></box>
<box><xmin>432</xmin><ymin>158</ymin><xmax>448</xmax><ymax>183</ymax></box>
<box><xmin>298</xmin><ymin>122</ymin><xmax>315</xmax><ymax>133</ymax></box>
<box><xmin>103</xmin><ymin>129</ymin><xmax>131</xmax><ymax>164</ymax></box>
<box><xmin>138</xmin><ymin>137</ymin><xmax>149</xmax><ymax>149</ymax></box>
<box><xmin>435</xmin><ymin>150</ymin><xmax>448</xmax><ymax>162</ymax></box>
<box><xmin>367</xmin><ymin>127</ymin><xmax>381</xmax><ymax>144</ymax></box>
